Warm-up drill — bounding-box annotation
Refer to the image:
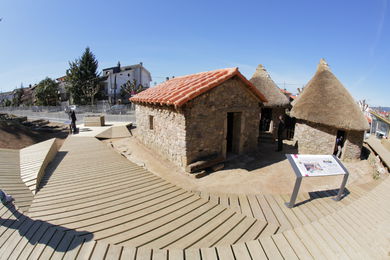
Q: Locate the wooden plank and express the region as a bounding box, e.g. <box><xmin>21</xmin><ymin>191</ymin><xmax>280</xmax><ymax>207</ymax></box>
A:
<box><xmin>264</xmin><ymin>194</ymin><xmax>292</xmax><ymax>232</ymax></box>
<box><xmin>293</xmin><ymin>227</ymin><xmax>326</xmax><ymax>259</ymax></box>
<box><xmin>271</xmin><ymin>233</ymin><xmax>299</xmax><ymax>260</ymax></box>
<box><xmin>215</xmin><ymin>246</ymin><xmax>235</xmax><ymax>260</ymax></box>
<box><xmin>246</xmin><ymin>194</ymin><xmax>266</xmax><ymax>221</ymax></box>
<box><xmin>153</xmin><ymin>249</ymin><xmax>169</xmax><ymax>260</ymax></box>
<box><xmin>76</xmin><ymin>240</ymin><xmax>96</xmax><ymax>260</ymax></box>
<box><xmin>259</xmin><ymin>236</ymin><xmax>283</xmax><ymax>260</ymax></box>
<box><xmin>120</xmin><ymin>246</ymin><xmax>136</xmax><ymax>260</ymax></box>
<box><xmin>256</xmin><ymin>195</ymin><xmax>279</xmax><ymax>226</ymax></box>
<box><xmin>282</xmin><ymin>230</ymin><xmax>313</xmax><ymax>260</ymax></box>
<box><xmin>200</xmin><ymin>247</ymin><xmax>218</xmax><ymax>260</ymax></box>
<box><xmin>231</xmin><ymin>243</ymin><xmax>251</xmax><ymax>260</ymax></box>
<box><xmin>184</xmin><ymin>248</ymin><xmax>201</xmax><ymax>260</ymax></box>
<box><xmin>245</xmin><ymin>240</ymin><xmax>267</xmax><ymax>260</ymax></box>
<box><xmin>228</xmin><ymin>194</ymin><xmax>241</xmax><ymax>213</ymax></box>
<box><xmin>238</xmin><ymin>194</ymin><xmax>253</xmax><ymax>217</ymax></box>
<box><xmin>135</xmin><ymin>247</ymin><xmax>152</xmax><ymax>260</ymax></box>
<box><xmin>62</xmin><ymin>236</ymin><xmax>84</xmax><ymax>260</ymax></box>
<box><xmin>213</xmin><ymin>217</ymin><xmax>256</xmax><ymax>245</ymax></box>
<box><xmin>235</xmin><ymin>219</ymin><xmax>267</xmax><ymax>243</ymax></box>
<box><xmin>89</xmin><ymin>241</ymin><xmax>109</xmax><ymax>260</ymax></box>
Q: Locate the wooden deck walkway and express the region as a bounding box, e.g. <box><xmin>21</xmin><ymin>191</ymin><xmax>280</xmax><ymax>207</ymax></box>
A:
<box><xmin>27</xmin><ymin>137</ymin><xmax>272</xmax><ymax>249</ymax></box>
<box><xmin>1</xmin><ymin>170</ymin><xmax>389</xmax><ymax>259</ymax></box>
<box><xmin>0</xmin><ymin>149</ymin><xmax>34</xmax><ymax>212</ymax></box>
<box><xmin>0</xmin><ymin>136</ymin><xmax>389</xmax><ymax>259</ymax></box>
<box><xmin>20</xmin><ymin>138</ymin><xmax>58</xmax><ymax>194</ymax></box>
<box><xmin>197</xmin><ymin>181</ymin><xmax>379</xmax><ymax>233</ymax></box>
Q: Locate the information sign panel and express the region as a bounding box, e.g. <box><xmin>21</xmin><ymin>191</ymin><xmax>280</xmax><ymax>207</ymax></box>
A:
<box><xmin>285</xmin><ymin>154</ymin><xmax>349</xmax><ymax>208</ymax></box>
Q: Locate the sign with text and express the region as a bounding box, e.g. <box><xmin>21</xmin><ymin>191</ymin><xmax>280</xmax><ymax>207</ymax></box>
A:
<box><xmin>290</xmin><ymin>154</ymin><xmax>347</xmax><ymax>177</ymax></box>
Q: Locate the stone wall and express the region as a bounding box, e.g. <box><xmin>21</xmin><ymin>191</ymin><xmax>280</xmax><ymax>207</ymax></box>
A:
<box><xmin>135</xmin><ymin>104</ymin><xmax>187</xmax><ymax>167</ymax></box>
<box><xmin>294</xmin><ymin>121</ymin><xmax>337</xmax><ymax>154</ymax></box>
<box><xmin>184</xmin><ymin>77</ymin><xmax>261</xmax><ymax>164</ymax></box>
<box><xmin>294</xmin><ymin>120</ymin><xmax>364</xmax><ymax>160</ymax></box>
<box><xmin>342</xmin><ymin>130</ymin><xmax>364</xmax><ymax>160</ymax></box>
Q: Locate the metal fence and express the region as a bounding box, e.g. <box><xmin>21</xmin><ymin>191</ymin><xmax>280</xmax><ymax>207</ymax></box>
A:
<box><xmin>0</xmin><ymin>104</ymin><xmax>136</xmax><ymax>123</ymax></box>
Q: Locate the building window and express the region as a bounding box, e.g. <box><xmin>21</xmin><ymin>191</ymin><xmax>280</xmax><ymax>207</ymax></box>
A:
<box><xmin>149</xmin><ymin>115</ymin><xmax>154</xmax><ymax>130</ymax></box>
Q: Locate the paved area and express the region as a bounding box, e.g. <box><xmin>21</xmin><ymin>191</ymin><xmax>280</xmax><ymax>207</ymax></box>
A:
<box><xmin>74</xmin><ymin>122</ymin><xmax>132</xmax><ymax>138</ymax></box>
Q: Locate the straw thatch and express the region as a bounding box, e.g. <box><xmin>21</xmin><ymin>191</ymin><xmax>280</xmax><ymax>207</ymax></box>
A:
<box><xmin>290</xmin><ymin>59</ymin><xmax>369</xmax><ymax>131</ymax></box>
<box><xmin>250</xmin><ymin>65</ymin><xmax>290</xmax><ymax>107</ymax></box>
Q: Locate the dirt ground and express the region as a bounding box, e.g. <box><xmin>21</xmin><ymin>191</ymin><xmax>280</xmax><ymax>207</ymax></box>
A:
<box><xmin>0</xmin><ymin>116</ymin><xmax>69</xmax><ymax>149</ymax></box>
<box><xmin>106</xmin><ymin>130</ymin><xmax>377</xmax><ymax>195</ymax></box>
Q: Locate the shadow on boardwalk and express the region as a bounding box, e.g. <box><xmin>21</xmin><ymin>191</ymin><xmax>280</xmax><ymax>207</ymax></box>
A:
<box><xmin>0</xmin><ymin>202</ymin><xmax>93</xmax><ymax>255</ymax></box>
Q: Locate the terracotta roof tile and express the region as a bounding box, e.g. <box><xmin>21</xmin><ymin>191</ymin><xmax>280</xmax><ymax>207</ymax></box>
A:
<box><xmin>130</xmin><ymin>68</ymin><xmax>267</xmax><ymax>107</ymax></box>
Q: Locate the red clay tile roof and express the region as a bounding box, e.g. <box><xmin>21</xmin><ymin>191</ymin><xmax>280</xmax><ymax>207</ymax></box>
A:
<box><xmin>130</xmin><ymin>68</ymin><xmax>267</xmax><ymax>107</ymax></box>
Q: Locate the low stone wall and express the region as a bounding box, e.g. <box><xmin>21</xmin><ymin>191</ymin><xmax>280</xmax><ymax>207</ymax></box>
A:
<box><xmin>84</xmin><ymin>115</ymin><xmax>105</xmax><ymax>126</ymax></box>
<box><xmin>294</xmin><ymin>121</ymin><xmax>336</xmax><ymax>155</ymax></box>
<box><xmin>135</xmin><ymin>104</ymin><xmax>187</xmax><ymax>167</ymax></box>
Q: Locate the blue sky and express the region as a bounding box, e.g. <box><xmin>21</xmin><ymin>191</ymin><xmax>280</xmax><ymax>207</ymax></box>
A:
<box><xmin>1</xmin><ymin>0</ymin><xmax>389</xmax><ymax>106</ymax></box>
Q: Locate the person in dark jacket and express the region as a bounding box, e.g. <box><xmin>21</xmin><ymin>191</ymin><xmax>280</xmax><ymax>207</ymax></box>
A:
<box><xmin>276</xmin><ymin>115</ymin><xmax>285</xmax><ymax>151</ymax></box>
<box><xmin>70</xmin><ymin>109</ymin><xmax>77</xmax><ymax>134</ymax></box>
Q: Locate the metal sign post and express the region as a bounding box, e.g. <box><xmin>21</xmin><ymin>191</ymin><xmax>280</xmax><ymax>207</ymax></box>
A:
<box><xmin>285</xmin><ymin>154</ymin><xmax>349</xmax><ymax>208</ymax></box>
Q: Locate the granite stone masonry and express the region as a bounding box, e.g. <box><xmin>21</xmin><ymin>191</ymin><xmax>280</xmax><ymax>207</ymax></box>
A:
<box><xmin>135</xmin><ymin>76</ymin><xmax>262</xmax><ymax>168</ymax></box>
<box><xmin>294</xmin><ymin>120</ymin><xmax>363</xmax><ymax>160</ymax></box>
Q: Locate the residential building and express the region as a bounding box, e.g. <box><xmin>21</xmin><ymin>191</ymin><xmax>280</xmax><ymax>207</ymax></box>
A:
<box><xmin>102</xmin><ymin>62</ymin><xmax>152</xmax><ymax>104</ymax></box>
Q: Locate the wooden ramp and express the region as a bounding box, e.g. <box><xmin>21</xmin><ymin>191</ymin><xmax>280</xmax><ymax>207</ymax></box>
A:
<box><xmin>95</xmin><ymin>125</ymin><xmax>132</xmax><ymax>139</ymax></box>
<box><xmin>20</xmin><ymin>138</ymin><xmax>58</xmax><ymax>194</ymax></box>
<box><xmin>27</xmin><ymin>137</ymin><xmax>272</xmax><ymax>249</ymax></box>
<box><xmin>0</xmin><ymin>149</ymin><xmax>34</xmax><ymax>212</ymax></box>
<box><xmin>1</xmin><ymin>170</ymin><xmax>389</xmax><ymax>259</ymax></box>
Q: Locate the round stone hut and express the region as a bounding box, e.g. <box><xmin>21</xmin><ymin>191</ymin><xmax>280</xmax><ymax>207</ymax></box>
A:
<box><xmin>250</xmin><ymin>64</ymin><xmax>290</xmax><ymax>138</ymax></box>
<box><xmin>290</xmin><ymin>59</ymin><xmax>369</xmax><ymax>160</ymax></box>
<box><xmin>130</xmin><ymin>68</ymin><xmax>267</xmax><ymax>169</ymax></box>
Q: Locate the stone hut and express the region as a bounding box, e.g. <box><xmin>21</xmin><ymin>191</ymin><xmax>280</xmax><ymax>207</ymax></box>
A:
<box><xmin>130</xmin><ymin>68</ymin><xmax>267</xmax><ymax>168</ymax></box>
<box><xmin>249</xmin><ymin>65</ymin><xmax>290</xmax><ymax>138</ymax></box>
<box><xmin>290</xmin><ymin>59</ymin><xmax>369</xmax><ymax>160</ymax></box>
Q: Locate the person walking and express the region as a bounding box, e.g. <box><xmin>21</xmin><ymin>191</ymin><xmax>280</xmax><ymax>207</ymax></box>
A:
<box><xmin>70</xmin><ymin>109</ymin><xmax>77</xmax><ymax>134</ymax></box>
<box><xmin>276</xmin><ymin>115</ymin><xmax>285</xmax><ymax>152</ymax></box>
<box><xmin>336</xmin><ymin>136</ymin><xmax>344</xmax><ymax>158</ymax></box>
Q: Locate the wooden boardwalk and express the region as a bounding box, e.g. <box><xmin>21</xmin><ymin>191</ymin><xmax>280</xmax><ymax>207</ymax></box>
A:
<box><xmin>1</xmin><ymin>171</ymin><xmax>389</xmax><ymax>259</ymax></box>
<box><xmin>27</xmin><ymin>137</ymin><xmax>272</xmax><ymax>249</ymax></box>
<box><xmin>0</xmin><ymin>136</ymin><xmax>389</xmax><ymax>259</ymax></box>
<box><xmin>0</xmin><ymin>149</ymin><xmax>34</xmax><ymax>212</ymax></box>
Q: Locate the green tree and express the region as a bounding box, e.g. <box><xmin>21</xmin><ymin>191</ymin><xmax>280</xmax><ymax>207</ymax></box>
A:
<box><xmin>12</xmin><ymin>88</ymin><xmax>23</xmax><ymax>106</ymax></box>
<box><xmin>34</xmin><ymin>77</ymin><xmax>59</xmax><ymax>106</ymax></box>
<box><xmin>120</xmin><ymin>79</ymin><xmax>144</xmax><ymax>99</ymax></box>
<box><xmin>66</xmin><ymin>47</ymin><xmax>100</xmax><ymax>105</ymax></box>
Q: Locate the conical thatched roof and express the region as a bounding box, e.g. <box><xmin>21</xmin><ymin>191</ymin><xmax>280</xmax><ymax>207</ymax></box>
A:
<box><xmin>250</xmin><ymin>65</ymin><xmax>290</xmax><ymax>107</ymax></box>
<box><xmin>290</xmin><ymin>59</ymin><xmax>369</xmax><ymax>131</ymax></box>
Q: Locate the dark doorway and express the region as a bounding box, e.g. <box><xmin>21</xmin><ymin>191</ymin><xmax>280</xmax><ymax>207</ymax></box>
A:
<box><xmin>260</xmin><ymin>108</ymin><xmax>272</xmax><ymax>132</ymax></box>
<box><xmin>334</xmin><ymin>130</ymin><xmax>346</xmax><ymax>156</ymax></box>
<box><xmin>226</xmin><ymin>112</ymin><xmax>242</xmax><ymax>154</ymax></box>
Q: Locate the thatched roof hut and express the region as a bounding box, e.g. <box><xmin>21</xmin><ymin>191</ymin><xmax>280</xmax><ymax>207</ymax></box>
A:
<box><xmin>291</xmin><ymin>59</ymin><xmax>369</xmax><ymax>160</ymax></box>
<box><xmin>250</xmin><ymin>65</ymin><xmax>290</xmax><ymax>108</ymax></box>
<box><xmin>291</xmin><ymin>59</ymin><xmax>369</xmax><ymax>131</ymax></box>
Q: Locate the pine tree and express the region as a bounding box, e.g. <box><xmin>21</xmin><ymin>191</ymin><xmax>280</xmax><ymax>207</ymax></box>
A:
<box><xmin>66</xmin><ymin>47</ymin><xmax>100</xmax><ymax>105</ymax></box>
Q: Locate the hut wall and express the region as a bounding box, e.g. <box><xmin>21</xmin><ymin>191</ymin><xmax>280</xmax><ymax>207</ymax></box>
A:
<box><xmin>294</xmin><ymin>121</ymin><xmax>337</xmax><ymax>154</ymax></box>
<box><xmin>342</xmin><ymin>130</ymin><xmax>364</xmax><ymax>160</ymax></box>
<box><xmin>135</xmin><ymin>104</ymin><xmax>187</xmax><ymax>167</ymax></box>
<box><xmin>184</xmin><ymin>77</ymin><xmax>260</xmax><ymax>164</ymax></box>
